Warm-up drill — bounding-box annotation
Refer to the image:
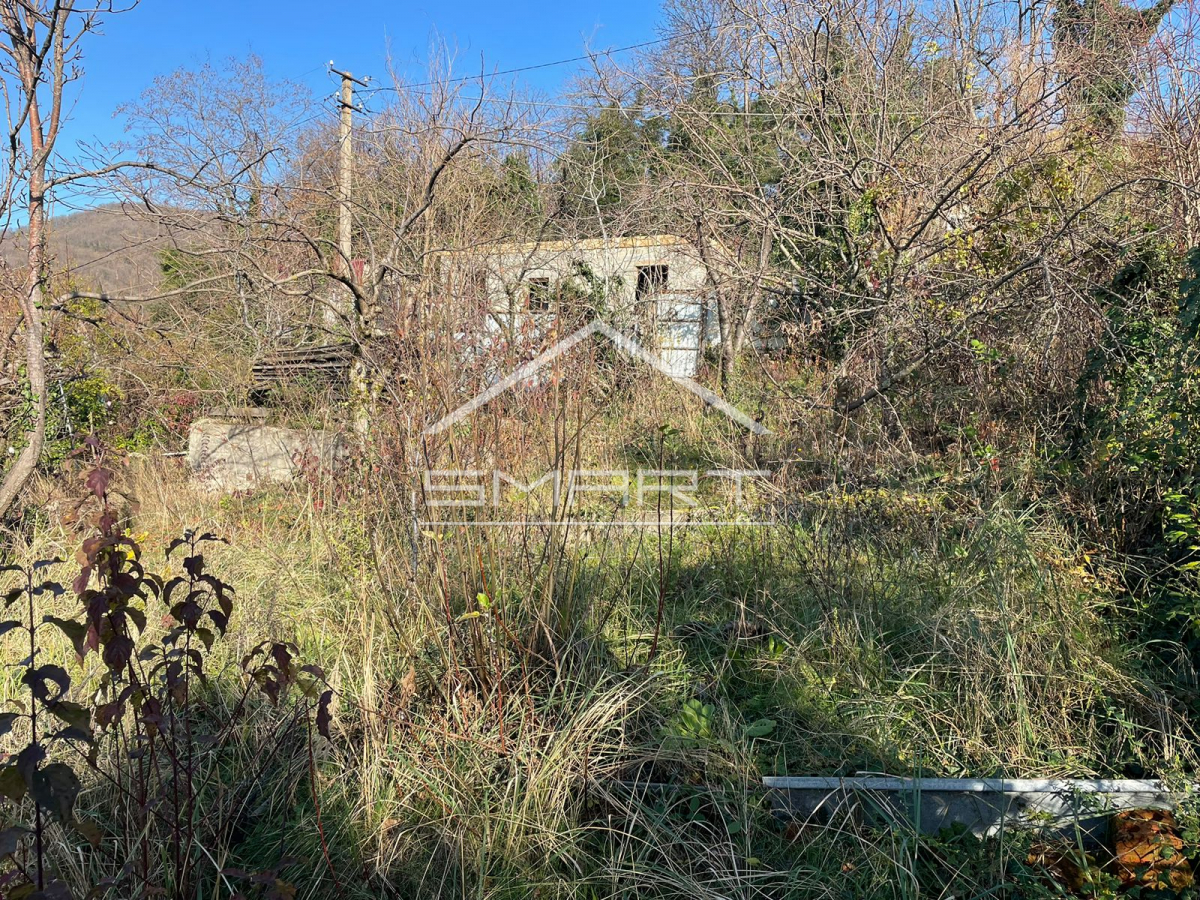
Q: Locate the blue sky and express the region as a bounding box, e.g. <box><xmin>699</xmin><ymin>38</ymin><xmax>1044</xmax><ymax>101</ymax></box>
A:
<box><xmin>66</xmin><ymin>0</ymin><xmax>663</xmax><ymax>153</ymax></box>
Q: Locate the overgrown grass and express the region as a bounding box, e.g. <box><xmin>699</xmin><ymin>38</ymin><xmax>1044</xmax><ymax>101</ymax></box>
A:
<box><xmin>4</xmin><ymin>436</ymin><xmax>1194</xmax><ymax>897</ymax></box>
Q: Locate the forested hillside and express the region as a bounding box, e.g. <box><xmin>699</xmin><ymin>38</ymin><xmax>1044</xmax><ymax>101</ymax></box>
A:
<box><xmin>2</xmin><ymin>204</ymin><xmax>167</xmax><ymax>292</ymax></box>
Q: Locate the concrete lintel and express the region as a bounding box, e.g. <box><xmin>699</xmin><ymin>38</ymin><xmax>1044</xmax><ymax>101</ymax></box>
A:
<box><xmin>763</xmin><ymin>776</ymin><xmax>1191</xmax><ymax>843</ymax></box>
<box><xmin>762</xmin><ymin>776</ymin><xmax>1180</xmax><ymax>794</ymax></box>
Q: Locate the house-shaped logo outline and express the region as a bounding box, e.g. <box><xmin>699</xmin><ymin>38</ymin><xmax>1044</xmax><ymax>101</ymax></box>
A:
<box><xmin>423</xmin><ymin>319</ymin><xmax>770</xmax><ymax>436</ymax></box>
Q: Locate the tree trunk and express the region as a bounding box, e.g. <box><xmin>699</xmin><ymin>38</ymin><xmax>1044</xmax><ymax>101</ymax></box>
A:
<box><xmin>716</xmin><ymin>290</ymin><xmax>735</xmax><ymax>389</ymax></box>
<box><xmin>0</xmin><ymin>182</ymin><xmax>48</xmax><ymax>520</ymax></box>
<box><xmin>0</xmin><ymin>29</ymin><xmax>51</xmax><ymax>521</ymax></box>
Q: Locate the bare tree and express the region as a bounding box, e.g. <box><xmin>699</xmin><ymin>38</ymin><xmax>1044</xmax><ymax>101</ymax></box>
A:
<box><xmin>107</xmin><ymin>55</ymin><xmax>319</xmax><ymax>365</ymax></box>
<box><xmin>0</xmin><ymin>0</ymin><xmax>139</xmax><ymax>520</ymax></box>
<box><xmin>1133</xmin><ymin>0</ymin><xmax>1200</xmax><ymax>248</ymax></box>
<box><xmin>105</xmin><ymin>48</ymin><xmax>535</xmax><ymax>418</ymax></box>
<box><xmin>574</xmin><ymin>0</ymin><xmax>1180</xmax><ymax>414</ymax></box>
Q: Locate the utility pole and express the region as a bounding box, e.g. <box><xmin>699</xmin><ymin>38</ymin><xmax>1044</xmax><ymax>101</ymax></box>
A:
<box><xmin>329</xmin><ymin>65</ymin><xmax>374</xmax><ymax>435</ymax></box>
<box><xmin>329</xmin><ymin>65</ymin><xmax>367</xmax><ymax>282</ymax></box>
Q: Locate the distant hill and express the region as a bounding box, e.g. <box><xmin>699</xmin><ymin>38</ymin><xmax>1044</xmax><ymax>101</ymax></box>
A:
<box><xmin>2</xmin><ymin>204</ymin><xmax>169</xmax><ymax>294</ymax></box>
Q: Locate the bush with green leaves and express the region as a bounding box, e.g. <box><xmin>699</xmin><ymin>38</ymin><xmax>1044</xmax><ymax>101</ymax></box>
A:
<box><xmin>1073</xmin><ymin>245</ymin><xmax>1200</xmax><ymax>653</ymax></box>
<box><xmin>0</xmin><ymin>441</ymin><xmax>333</xmax><ymax>900</ymax></box>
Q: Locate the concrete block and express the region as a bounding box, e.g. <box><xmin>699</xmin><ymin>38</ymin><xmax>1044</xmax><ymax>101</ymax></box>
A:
<box><xmin>187</xmin><ymin>418</ymin><xmax>344</xmax><ymax>492</ymax></box>
<box><xmin>763</xmin><ymin>777</ymin><xmax>1185</xmax><ymax>846</ymax></box>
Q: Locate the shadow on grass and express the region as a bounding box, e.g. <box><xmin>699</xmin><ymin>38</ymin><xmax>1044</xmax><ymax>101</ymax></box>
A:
<box><xmin>63</xmin><ymin>492</ymin><xmax>1190</xmax><ymax>899</ymax></box>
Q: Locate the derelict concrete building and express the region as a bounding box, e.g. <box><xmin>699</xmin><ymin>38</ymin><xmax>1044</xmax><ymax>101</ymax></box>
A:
<box><xmin>435</xmin><ymin>235</ymin><xmax>716</xmax><ymax>376</ymax></box>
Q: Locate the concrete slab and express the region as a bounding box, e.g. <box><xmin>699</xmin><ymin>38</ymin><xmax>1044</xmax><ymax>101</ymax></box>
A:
<box><xmin>187</xmin><ymin>418</ymin><xmax>345</xmax><ymax>492</ymax></box>
<box><xmin>763</xmin><ymin>777</ymin><xmax>1184</xmax><ymax>845</ymax></box>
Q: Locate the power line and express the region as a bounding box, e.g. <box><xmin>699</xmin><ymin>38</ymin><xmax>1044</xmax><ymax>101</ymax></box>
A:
<box><xmin>357</xmin><ymin>87</ymin><xmax>1175</xmax><ymax>125</ymax></box>
<box><xmin>368</xmin><ymin>23</ymin><xmax>728</xmax><ymax>93</ymax></box>
<box><xmin>299</xmin><ymin>17</ymin><xmax>1187</xmax><ymax>136</ymax></box>
<box><xmin>286</xmin><ymin>87</ymin><xmax>1184</xmax><ymax>142</ymax></box>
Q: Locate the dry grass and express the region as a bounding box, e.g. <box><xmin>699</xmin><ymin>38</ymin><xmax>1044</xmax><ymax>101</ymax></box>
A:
<box><xmin>1</xmin><ymin>389</ymin><xmax>1196</xmax><ymax>897</ymax></box>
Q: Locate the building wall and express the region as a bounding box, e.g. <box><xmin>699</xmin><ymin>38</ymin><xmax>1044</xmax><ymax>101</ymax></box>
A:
<box><xmin>438</xmin><ymin>236</ymin><xmax>729</xmax><ymax>377</ymax></box>
<box><xmin>442</xmin><ymin>236</ymin><xmax>708</xmax><ymax>316</ymax></box>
